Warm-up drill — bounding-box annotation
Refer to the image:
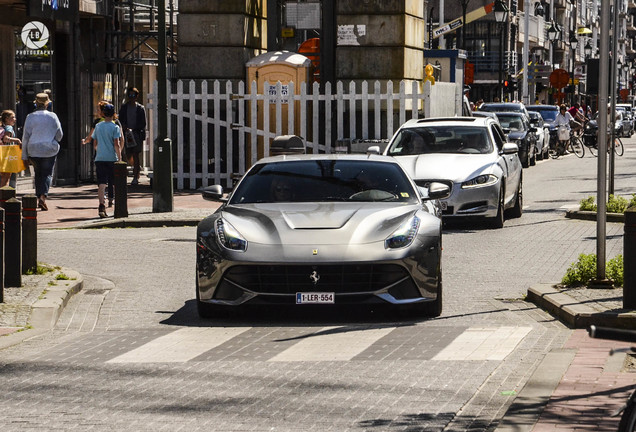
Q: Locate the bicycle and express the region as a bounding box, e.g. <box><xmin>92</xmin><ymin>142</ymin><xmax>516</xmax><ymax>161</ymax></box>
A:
<box><xmin>588</xmin><ymin>325</ymin><xmax>636</xmax><ymax>431</ymax></box>
<box><xmin>584</xmin><ymin>136</ymin><xmax>623</xmax><ymax>157</ymax></box>
<box><xmin>549</xmin><ymin>125</ymin><xmax>585</xmax><ymax>159</ymax></box>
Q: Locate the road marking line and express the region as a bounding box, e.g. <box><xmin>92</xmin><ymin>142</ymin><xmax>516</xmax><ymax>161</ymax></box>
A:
<box><xmin>268</xmin><ymin>326</ymin><xmax>395</xmax><ymax>362</ymax></box>
<box><xmin>431</xmin><ymin>326</ymin><xmax>532</xmax><ymax>361</ymax></box>
<box><xmin>107</xmin><ymin>327</ymin><xmax>251</xmax><ymax>363</ymax></box>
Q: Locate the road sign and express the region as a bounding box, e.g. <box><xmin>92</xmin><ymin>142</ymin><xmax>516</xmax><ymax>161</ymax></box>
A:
<box><xmin>550</xmin><ymin>69</ymin><xmax>570</xmax><ymax>88</ymax></box>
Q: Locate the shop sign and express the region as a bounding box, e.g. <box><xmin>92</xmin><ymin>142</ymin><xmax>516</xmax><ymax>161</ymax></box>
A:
<box><xmin>16</xmin><ymin>21</ymin><xmax>53</xmax><ymax>58</ymax></box>
<box><xmin>28</xmin><ymin>0</ymin><xmax>79</xmax><ymax>23</ymax></box>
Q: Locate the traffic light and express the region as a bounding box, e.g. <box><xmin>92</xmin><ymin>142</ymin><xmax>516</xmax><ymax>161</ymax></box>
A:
<box><xmin>510</xmin><ymin>77</ymin><xmax>518</xmax><ymax>91</ymax></box>
<box><xmin>503</xmin><ymin>76</ymin><xmax>511</xmax><ymax>92</ymax></box>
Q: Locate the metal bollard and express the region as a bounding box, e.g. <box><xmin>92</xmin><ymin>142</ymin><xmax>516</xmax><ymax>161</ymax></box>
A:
<box><xmin>0</xmin><ymin>208</ymin><xmax>4</xmax><ymax>303</ymax></box>
<box><xmin>4</xmin><ymin>198</ymin><xmax>21</xmax><ymax>287</ymax></box>
<box><xmin>0</xmin><ymin>186</ymin><xmax>16</xmax><ymax>207</ymax></box>
<box><xmin>22</xmin><ymin>195</ymin><xmax>37</xmax><ymax>274</ymax></box>
<box><xmin>114</xmin><ymin>161</ymin><xmax>128</xmax><ymax>218</ymax></box>
<box><xmin>624</xmin><ymin>207</ymin><xmax>636</xmax><ymax>309</ymax></box>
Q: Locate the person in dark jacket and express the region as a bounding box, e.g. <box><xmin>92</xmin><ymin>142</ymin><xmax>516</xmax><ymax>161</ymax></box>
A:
<box><xmin>119</xmin><ymin>87</ymin><xmax>147</xmax><ymax>185</ymax></box>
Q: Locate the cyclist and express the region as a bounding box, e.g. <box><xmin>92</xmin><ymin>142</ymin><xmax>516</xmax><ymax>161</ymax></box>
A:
<box><xmin>553</xmin><ymin>104</ymin><xmax>573</xmax><ymax>154</ymax></box>
<box><xmin>567</xmin><ymin>103</ymin><xmax>586</xmax><ymax>135</ymax></box>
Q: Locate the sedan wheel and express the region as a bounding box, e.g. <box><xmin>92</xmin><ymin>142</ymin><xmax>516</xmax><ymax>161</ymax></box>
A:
<box><xmin>489</xmin><ymin>189</ymin><xmax>505</xmax><ymax>229</ymax></box>
<box><xmin>510</xmin><ymin>178</ymin><xmax>523</xmax><ymax>219</ymax></box>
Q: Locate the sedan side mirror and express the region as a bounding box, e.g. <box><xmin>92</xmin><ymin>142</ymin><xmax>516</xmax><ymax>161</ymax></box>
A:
<box><xmin>366</xmin><ymin>145</ymin><xmax>381</xmax><ymax>155</ymax></box>
<box><xmin>201</xmin><ymin>185</ymin><xmax>226</xmax><ymax>202</ymax></box>
<box><xmin>501</xmin><ymin>143</ymin><xmax>519</xmax><ymax>155</ymax></box>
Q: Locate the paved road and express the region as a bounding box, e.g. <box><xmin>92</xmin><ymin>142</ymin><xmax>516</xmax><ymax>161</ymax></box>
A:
<box><xmin>0</xmin><ymin>138</ymin><xmax>633</xmax><ymax>431</ymax></box>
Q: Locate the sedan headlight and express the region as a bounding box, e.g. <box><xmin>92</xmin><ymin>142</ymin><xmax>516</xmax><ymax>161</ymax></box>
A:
<box><xmin>385</xmin><ymin>215</ymin><xmax>420</xmax><ymax>249</ymax></box>
<box><xmin>461</xmin><ymin>174</ymin><xmax>498</xmax><ymax>189</ymax></box>
<box><xmin>216</xmin><ymin>218</ymin><xmax>247</xmax><ymax>252</ymax></box>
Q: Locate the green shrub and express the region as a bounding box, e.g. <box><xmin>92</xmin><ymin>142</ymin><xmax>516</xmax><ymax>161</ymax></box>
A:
<box><xmin>579</xmin><ymin>195</ymin><xmax>633</xmax><ymax>213</ymax></box>
<box><xmin>579</xmin><ymin>196</ymin><xmax>597</xmax><ymax>212</ymax></box>
<box><xmin>607</xmin><ymin>255</ymin><xmax>624</xmax><ymax>287</ymax></box>
<box><xmin>562</xmin><ymin>253</ymin><xmax>624</xmax><ymax>287</ymax></box>
<box><xmin>562</xmin><ymin>253</ymin><xmax>597</xmax><ymax>286</ymax></box>
<box><xmin>607</xmin><ymin>195</ymin><xmax>629</xmax><ymax>213</ymax></box>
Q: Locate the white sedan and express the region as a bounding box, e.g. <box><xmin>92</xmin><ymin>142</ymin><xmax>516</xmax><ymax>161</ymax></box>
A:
<box><xmin>528</xmin><ymin>111</ymin><xmax>550</xmax><ymax>160</ymax></box>
<box><xmin>383</xmin><ymin>116</ymin><xmax>523</xmax><ymax>228</ymax></box>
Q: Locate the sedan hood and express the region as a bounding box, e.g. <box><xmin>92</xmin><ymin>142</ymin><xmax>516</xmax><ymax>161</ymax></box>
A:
<box><xmin>393</xmin><ymin>154</ymin><xmax>494</xmax><ymax>183</ymax></box>
<box><xmin>220</xmin><ymin>203</ymin><xmax>431</xmax><ymax>246</ymax></box>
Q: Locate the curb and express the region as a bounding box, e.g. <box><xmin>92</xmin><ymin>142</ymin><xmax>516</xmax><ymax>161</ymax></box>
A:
<box><xmin>0</xmin><ymin>268</ymin><xmax>83</xmax><ymax>351</ymax></box>
<box><xmin>29</xmin><ymin>269</ymin><xmax>83</xmax><ymax>329</ymax></box>
<box><xmin>76</xmin><ymin>218</ymin><xmax>202</xmax><ymax>229</ymax></box>
<box><xmin>526</xmin><ymin>283</ymin><xmax>636</xmax><ymax>329</ymax></box>
<box><xmin>565</xmin><ymin>210</ymin><xmax>625</xmax><ymax>223</ymax></box>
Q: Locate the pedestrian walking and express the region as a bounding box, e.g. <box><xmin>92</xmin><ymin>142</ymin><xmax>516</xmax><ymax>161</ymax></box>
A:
<box><xmin>21</xmin><ymin>93</ymin><xmax>63</xmax><ymax>211</ymax></box>
<box><xmin>1</xmin><ymin>110</ymin><xmax>23</xmax><ymax>187</ymax></box>
<box><xmin>91</xmin><ymin>103</ymin><xmax>121</xmax><ymax>218</ymax></box>
<box><xmin>119</xmin><ymin>87</ymin><xmax>146</xmax><ymax>186</ymax></box>
<box><xmin>83</xmin><ymin>100</ymin><xmax>124</xmax><ymax>207</ymax></box>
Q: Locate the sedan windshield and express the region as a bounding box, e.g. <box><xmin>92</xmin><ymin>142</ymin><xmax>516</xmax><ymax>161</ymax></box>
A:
<box><xmin>230</xmin><ymin>160</ymin><xmax>419</xmax><ymax>204</ymax></box>
<box><xmin>386</xmin><ymin>126</ymin><xmax>493</xmax><ymax>156</ymax></box>
<box><xmin>497</xmin><ymin>115</ymin><xmax>525</xmax><ymax>132</ymax></box>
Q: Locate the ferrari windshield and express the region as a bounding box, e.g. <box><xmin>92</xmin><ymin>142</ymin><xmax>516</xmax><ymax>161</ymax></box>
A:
<box><xmin>229</xmin><ymin>160</ymin><xmax>419</xmax><ymax>204</ymax></box>
<box><xmin>386</xmin><ymin>126</ymin><xmax>493</xmax><ymax>156</ymax></box>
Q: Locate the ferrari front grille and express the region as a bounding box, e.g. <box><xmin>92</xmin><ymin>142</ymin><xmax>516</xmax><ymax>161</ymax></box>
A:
<box><xmin>222</xmin><ymin>264</ymin><xmax>410</xmax><ymax>295</ymax></box>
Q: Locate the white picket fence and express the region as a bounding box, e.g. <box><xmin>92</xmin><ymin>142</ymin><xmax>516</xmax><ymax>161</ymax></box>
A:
<box><xmin>147</xmin><ymin>79</ymin><xmax>459</xmax><ymax>189</ymax></box>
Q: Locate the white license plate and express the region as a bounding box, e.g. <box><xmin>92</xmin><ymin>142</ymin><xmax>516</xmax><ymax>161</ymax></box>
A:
<box><xmin>296</xmin><ymin>292</ymin><xmax>335</xmax><ymax>304</ymax></box>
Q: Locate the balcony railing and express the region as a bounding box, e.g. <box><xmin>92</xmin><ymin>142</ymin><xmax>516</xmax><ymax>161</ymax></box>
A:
<box><xmin>518</xmin><ymin>12</ymin><xmax>546</xmax><ymax>45</ymax></box>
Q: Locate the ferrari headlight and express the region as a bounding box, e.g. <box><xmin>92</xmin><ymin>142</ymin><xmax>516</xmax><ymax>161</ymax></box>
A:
<box><xmin>462</xmin><ymin>174</ymin><xmax>498</xmax><ymax>189</ymax></box>
<box><xmin>216</xmin><ymin>218</ymin><xmax>247</xmax><ymax>252</ymax></box>
<box><xmin>385</xmin><ymin>216</ymin><xmax>420</xmax><ymax>249</ymax></box>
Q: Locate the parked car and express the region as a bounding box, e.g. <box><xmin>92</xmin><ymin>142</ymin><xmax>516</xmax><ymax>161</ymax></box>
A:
<box><xmin>616</xmin><ymin>103</ymin><xmax>635</xmax><ymax>130</ymax></box>
<box><xmin>383</xmin><ymin>116</ymin><xmax>523</xmax><ymax>228</ymax></box>
<box><xmin>479</xmin><ymin>102</ymin><xmax>530</xmax><ymax>118</ymax></box>
<box><xmin>472</xmin><ymin>111</ymin><xmax>499</xmax><ymax>121</ymax></box>
<box><xmin>527</xmin><ymin>111</ymin><xmax>550</xmax><ymax>160</ymax></box>
<box><xmin>493</xmin><ymin>112</ymin><xmax>538</xmax><ymax>167</ymax></box>
<box><xmin>615</xmin><ymin>106</ymin><xmax>633</xmax><ymax>137</ymax></box>
<box><xmin>197</xmin><ymin>154</ymin><xmax>450</xmax><ymax>318</ymax></box>
<box><xmin>526</xmin><ymin>104</ymin><xmax>559</xmax><ymax>125</ymax></box>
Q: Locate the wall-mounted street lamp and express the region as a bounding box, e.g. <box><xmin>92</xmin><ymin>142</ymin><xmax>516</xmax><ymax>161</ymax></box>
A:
<box><xmin>584</xmin><ymin>40</ymin><xmax>593</xmax><ymax>58</ymax></box>
<box><xmin>547</xmin><ymin>22</ymin><xmax>560</xmax><ymax>42</ymax></box>
<box><xmin>569</xmin><ymin>32</ymin><xmax>578</xmax><ymax>103</ymax></box>
<box><xmin>534</xmin><ymin>2</ymin><xmax>544</xmax><ymax>17</ymax></box>
<box><xmin>495</xmin><ymin>0</ymin><xmax>509</xmax><ymax>101</ymax></box>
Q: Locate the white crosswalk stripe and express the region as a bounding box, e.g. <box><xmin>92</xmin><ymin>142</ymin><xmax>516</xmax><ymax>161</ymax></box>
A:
<box><xmin>107</xmin><ymin>327</ymin><xmax>251</xmax><ymax>363</ymax></box>
<box><xmin>268</xmin><ymin>326</ymin><xmax>396</xmax><ymax>362</ymax></box>
<box><xmin>431</xmin><ymin>326</ymin><xmax>532</xmax><ymax>361</ymax></box>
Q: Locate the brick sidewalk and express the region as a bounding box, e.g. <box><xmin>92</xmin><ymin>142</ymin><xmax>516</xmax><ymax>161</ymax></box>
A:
<box><xmin>532</xmin><ymin>329</ymin><xmax>636</xmax><ymax>431</ymax></box>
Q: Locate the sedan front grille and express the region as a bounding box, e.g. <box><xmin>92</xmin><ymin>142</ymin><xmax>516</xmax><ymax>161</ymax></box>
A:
<box><xmin>221</xmin><ymin>264</ymin><xmax>410</xmax><ymax>295</ymax></box>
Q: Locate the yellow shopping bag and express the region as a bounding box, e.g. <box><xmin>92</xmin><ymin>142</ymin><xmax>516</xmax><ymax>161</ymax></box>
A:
<box><xmin>0</xmin><ymin>145</ymin><xmax>26</xmax><ymax>173</ymax></box>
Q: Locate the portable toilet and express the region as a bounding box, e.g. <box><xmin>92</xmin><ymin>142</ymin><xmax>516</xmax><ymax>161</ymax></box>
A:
<box><xmin>246</xmin><ymin>51</ymin><xmax>312</xmax><ymax>160</ymax></box>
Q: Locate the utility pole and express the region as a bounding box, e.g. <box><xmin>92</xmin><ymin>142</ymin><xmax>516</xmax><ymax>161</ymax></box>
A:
<box><xmin>153</xmin><ymin>0</ymin><xmax>174</xmax><ymax>212</ymax></box>
<box><xmin>522</xmin><ymin>0</ymin><xmax>529</xmax><ymax>105</ymax></box>
<box><xmin>593</xmin><ymin>0</ymin><xmax>610</xmax><ymax>285</ymax></box>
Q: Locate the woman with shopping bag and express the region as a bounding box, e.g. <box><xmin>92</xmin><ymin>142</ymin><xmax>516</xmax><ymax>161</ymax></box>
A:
<box><xmin>0</xmin><ymin>110</ymin><xmax>24</xmax><ymax>187</ymax></box>
<box><xmin>21</xmin><ymin>93</ymin><xmax>63</xmax><ymax>211</ymax></box>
